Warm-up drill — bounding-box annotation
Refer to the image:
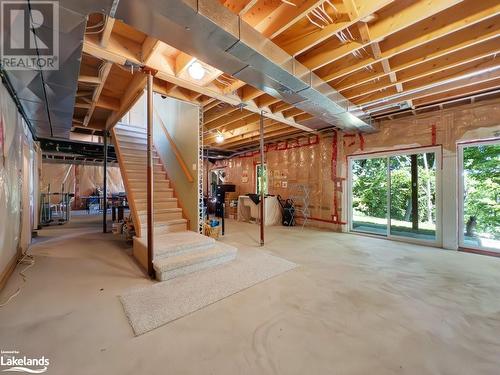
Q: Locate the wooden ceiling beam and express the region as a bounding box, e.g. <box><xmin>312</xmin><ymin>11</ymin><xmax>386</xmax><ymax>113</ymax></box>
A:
<box><xmin>211</xmin><ymin>123</ymin><xmax>289</xmax><ymax>146</ymax></box>
<box><xmin>221</xmin><ymin>0</ymin><xmax>258</xmax><ymax>15</ymax></box>
<box><xmin>270</xmin><ymin>101</ymin><xmax>294</xmax><ymax>114</ymax></box>
<box><xmin>206</xmin><ymin>110</ymin><xmax>258</xmax><ymax>131</ymax></box>
<box><xmin>83</xmin><ymin>28</ymin><xmax>312</xmax><ymax>132</ymax></box>
<box><xmin>76</xmin><ymin>95</ymin><xmax>120</xmax><ymax>111</ymax></box>
<box><xmin>357</xmin><ymin>58</ymin><xmax>500</xmax><ymax>106</ymax></box>
<box><xmin>204</xmin><ymin>99</ymin><xmax>222</xmax><ymax>111</ymax></box>
<box><xmin>142</xmin><ymin>36</ymin><xmax>162</xmax><ymax>65</ymax></box>
<box><xmin>78</xmin><ymin>75</ymin><xmax>101</xmax><ymax>85</ymax></box>
<box><xmin>412</xmin><ymin>78</ymin><xmax>500</xmax><ymax>107</ymax></box>
<box><xmin>239</xmin><ymin>0</ymin><xmax>259</xmax><ymax>16</ymax></box>
<box><xmin>210</xmin><ymin>113</ymin><xmax>262</xmax><ymax>134</ymax></box>
<box><xmin>204</xmin><ymin>105</ymin><xmax>240</xmax><ymax>124</ymax></box>
<box><xmin>256</xmin><ymin>95</ymin><xmax>281</xmax><ymax>108</ymax></box>
<box><xmin>294</xmin><ymin>112</ymin><xmax>313</xmax><ymax>122</ymax></box>
<box><xmin>105</xmin><ymin>72</ymin><xmax>147</xmax><ymax>129</ymax></box>
<box><xmin>205</xmin><ymin>118</ymin><xmax>276</xmax><ymax>144</ymax></box>
<box><xmin>223</xmin><ymin>127</ymin><xmax>305</xmax><ymax>149</ymax></box>
<box><xmin>363</xmin><ymin>66</ymin><xmax>500</xmax><ymax>112</ymax></box>
<box><xmin>318</xmin><ymin>1</ymin><xmax>500</xmax><ymax>83</ymax></box>
<box><xmin>344</xmin><ymin>42</ymin><xmax>500</xmax><ymax>100</ymax></box>
<box><xmin>256</xmin><ymin>0</ymin><xmax>324</xmax><ymax>39</ymax></box>
<box><xmin>282</xmin><ymin>107</ymin><xmax>304</xmax><ymax>118</ymax></box>
<box><xmin>334</xmin><ymin>22</ymin><xmax>500</xmax><ymax>93</ymax></box>
<box><xmin>274</xmin><ymin>0</ymin><xmax>392</xmax><ymax>56</ymax></box>
<box><xmin>96</xmin><ymin>95</ymin><xmax>120</xmax><ymax>111</ymax></box>
<box><xmin>300</xmin><ymin>0</ymin><xmax>465</xmax><ymax>71</ymax></box>
<box><xmin>153</xmin><ymin>80</ymin><xmax>203</xmax><ymax>104</ymax></box>
<box><xmin>83</xmin><ymin>62</ymin><xmax>113</xmax><ymax>127</ymax></box>
<box><xmin>241</xmin><ymin>85</ymin><xmax>262</xmax><ymax>101</ymax></box>
<box><xmin>100</xmin><ymin>16</ymin><xmax>115</xmax><ymax>47</ymax></box>
<box><xmin>175</xmin><ymin>52</ymin><xmax>196</xmax><ymax>76</ymax></box>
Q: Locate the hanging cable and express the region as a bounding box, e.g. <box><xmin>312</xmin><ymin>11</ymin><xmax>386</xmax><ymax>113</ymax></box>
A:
<box><xmin>0</xmin><ymin>252</ymin><xmax>35</xmax><ymax>308</ymax></box>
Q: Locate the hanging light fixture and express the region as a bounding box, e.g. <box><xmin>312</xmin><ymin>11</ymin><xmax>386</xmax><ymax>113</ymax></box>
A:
<box><xmin>188</xmin><ymin>61</ymin><xmax>205</xmax><ymax>80</ymax></box>
<box><xmin>215</xmin><ymin>132</ymin><xmax>224</xmax><ymax>143</ymax></box>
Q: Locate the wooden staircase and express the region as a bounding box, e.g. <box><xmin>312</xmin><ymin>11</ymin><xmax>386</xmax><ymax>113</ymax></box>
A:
<box><xmin>112</xmin><ymin>122</ymin><xmax>237</xmax><ymax>281</ymax></box>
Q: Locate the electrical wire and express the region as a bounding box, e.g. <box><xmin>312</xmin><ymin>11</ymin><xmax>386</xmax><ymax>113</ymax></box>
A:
<box><xmin>0</xmin><ymin>252</ymin><xmax>35</xmax><ymax>308</ymax></box>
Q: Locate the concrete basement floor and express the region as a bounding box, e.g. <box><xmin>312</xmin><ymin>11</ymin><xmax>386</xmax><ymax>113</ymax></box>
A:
<box><xmin>1</xmin><ymin>215</ymin><xmax>500</xmax><ymax>375</ymax></box>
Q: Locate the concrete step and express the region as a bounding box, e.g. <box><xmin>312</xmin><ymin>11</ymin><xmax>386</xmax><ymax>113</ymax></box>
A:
<box><xmin>153</xmin><ymin>242</ymin><xmax>237</xmax><ymax>281</ymax></box>
<box><xmin>139</xmin><ymin>219</ymin><xmax>188</xmax><ymax>235</ymax></box>
<box><xmin>135</xmin><ymin>231</ymin><xmax>216</xmax><ymax>260</ymax></box>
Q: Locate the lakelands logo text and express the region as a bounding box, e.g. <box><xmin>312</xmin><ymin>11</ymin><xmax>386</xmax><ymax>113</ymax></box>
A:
<box><xmin>1</xmin><ymin>1</ymin><xmax>59</xmax><ymax>70</ymax></box>
<box><xmin>0</xmin><ymin>350</ymin><xmax>49</xmax><ymax>373</ymax></box>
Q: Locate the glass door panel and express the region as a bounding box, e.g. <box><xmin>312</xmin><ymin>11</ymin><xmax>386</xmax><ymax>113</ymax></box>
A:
<box><xmin>389</xmin><ymin>152</ymin><xmax>436</xmax><ymax>241</ymax></box>
<box><xmin>351</xmin><ymin>157</ymin><xmax>388</xmax><ymax>235</ymax></box>
<box><xmin>461</xmin><ymin>143</ymin><xmax>500</xmax><ymax>252</ymax></box>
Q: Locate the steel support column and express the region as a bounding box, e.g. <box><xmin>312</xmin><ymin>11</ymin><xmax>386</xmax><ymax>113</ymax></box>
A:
<box><xmin>146</xmin><ymin>72</ymin><xmax>155</xmax><ymax>278</ymax></box>
<box><xmin>102</xmin><ymin>130</ymin><xmax>108</xmax><ymax>233</ymax></box>
<box><xmin>259</xmin><ymin>111</ymin><xmax>265</xmax><ymax>246</ymax></box>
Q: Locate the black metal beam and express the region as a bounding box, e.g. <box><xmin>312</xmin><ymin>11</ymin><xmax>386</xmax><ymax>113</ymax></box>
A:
<box><xmin>39</xmin><ymin>137</ymin><xmax>117</xmax><ymax>162</ymax></box>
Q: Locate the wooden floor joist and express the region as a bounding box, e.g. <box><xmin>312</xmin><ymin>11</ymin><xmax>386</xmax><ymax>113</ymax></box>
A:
<box><xmin>71</xmin><ymin>0</ymin><xmax>500</xmax><ymax>151</ymax></box>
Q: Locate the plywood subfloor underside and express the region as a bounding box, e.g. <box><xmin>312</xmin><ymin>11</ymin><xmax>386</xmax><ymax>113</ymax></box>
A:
<box><xmin>1</xmin><ymin>216</ymin><xmax>500</xmax><ymax>374</ymax></box>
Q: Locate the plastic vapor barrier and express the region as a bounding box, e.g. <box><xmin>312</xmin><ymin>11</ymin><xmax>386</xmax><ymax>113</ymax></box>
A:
<box><xmin>0</xmin><ymin>83</ymin><xmax>33</xmax><ymax>275</ymax></box>
<box><xmin>343</xmin><ymin>101</ymin><xmax>500</xmax><ymax>156</ymax></box>
<box><xmin>211</xmin><ymin>134</ymin><xmax>336</xmax><ymax>226</ymax></box>
<box><xmin>41</xmin><ymin>162</ymin><xmax>124</xmax><ymax>207</ymax></box>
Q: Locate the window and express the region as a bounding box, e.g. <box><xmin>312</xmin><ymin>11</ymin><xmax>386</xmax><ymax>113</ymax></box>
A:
<box><xmin>348</xmin><ymin>147</ymin><xmax>441</xmax><ymax>245</ymax></box>
<box><xmin>459</xmin><ymin>141</ymin><xmax>500</xmax><ymax>253</ymax></box>
<box><xmin>256</xmin><ymin>164</ymin><xmax>268</xmax><ymax>195</ymax></box>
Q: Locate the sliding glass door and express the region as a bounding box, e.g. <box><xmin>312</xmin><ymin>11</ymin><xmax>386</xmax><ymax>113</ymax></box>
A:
<box><xmin>349</xmin><ymin>147</ymin><xmax>441</xmax><ymax>245</ymax></box>
<box><xmin>351</xmin><ymin>157</ymin><xmax>388</xmax><ymax>235</ymax></box>
<box><xmin>459</xmin><ymin>141</ymin><xmax>500</xmax><ymax>253</ymax></box>
<box><xmin>389</xmin><ymin>153</ymin><xmax>437</xmax><ymax>241</ymax></box>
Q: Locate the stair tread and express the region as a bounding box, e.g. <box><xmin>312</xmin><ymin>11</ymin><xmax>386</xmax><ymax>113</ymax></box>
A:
<box><xmin>116</xmin><ymin>124</ymin><xmax>146</xmax><ymax>131</ymax></box>
<box><xmin>128</xmin><ymin>180</ymin><xmax>170</xmax><ymax>184</ymax></box>
<box><xmin>136</xmin><ymin>231</ymin><xmax>215</xmax><ymax>257</ymax></box>
<box><xmin>137</xmin><ymin>208</ymin><xmax>181</xmax><ymax>214</ymax></box>
<box><xmin>140</xmin><ymin>218</ymin><xmax>187</xmax><ymax>227</ymax></box>
<box><xmin>135</xmin><ymin>197</ymin><xmax>177</xmax><ymax>202</ymax></box>
<box><xmin>153</xmin><ymin>242</ymin><xmax>237</xmax><ymax>273</ymax></box>
<box><xmin>132</xmin><ymin>188</ymin><xmax>173</xmax><ymax>193</ymax></box>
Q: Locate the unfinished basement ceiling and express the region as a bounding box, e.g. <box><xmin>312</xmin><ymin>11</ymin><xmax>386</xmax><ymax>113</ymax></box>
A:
<box><xmin>3</xmin><ymin>0</ymin><xmax>499</xmax><ymax>148</ymax></box>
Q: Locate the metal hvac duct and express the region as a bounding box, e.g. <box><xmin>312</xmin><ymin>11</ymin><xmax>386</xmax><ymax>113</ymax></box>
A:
<box><xmin>2</xmin><ymin>0</ymin><xmax>373</xmax><ymax>139</ymax></box>
<box><xmin>0</xmin><ymin>0</ymin><xmax>114</xmax><ymax>138</ymax></box>
<box><xmin>112</xmin><ymin>0</ymin><xmax>374</xmax><ymax>132</ymax></box>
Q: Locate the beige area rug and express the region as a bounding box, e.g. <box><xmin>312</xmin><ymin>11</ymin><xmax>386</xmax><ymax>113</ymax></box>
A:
<box><xmin>119</xmin><ymin>248</ymin><xmax>297</xmax><ymax>335</ymax></box>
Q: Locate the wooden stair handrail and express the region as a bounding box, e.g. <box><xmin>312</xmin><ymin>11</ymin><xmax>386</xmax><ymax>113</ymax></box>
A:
<box><xmin>153</xmin><ymin>109</ymin><xmax>194</xmax><ymax>183</ymax></box>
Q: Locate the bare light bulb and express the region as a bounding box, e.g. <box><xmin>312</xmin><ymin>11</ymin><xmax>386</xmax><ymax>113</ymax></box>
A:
<box><xmin>215</xmin><ymin>133</ymin><xmax>224</xmax><ymax>143</ymax></box>
<box><xmin>188</xmin><ymin>61</ymin><xmax>205</xmax><ymax>80</ymax></box>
